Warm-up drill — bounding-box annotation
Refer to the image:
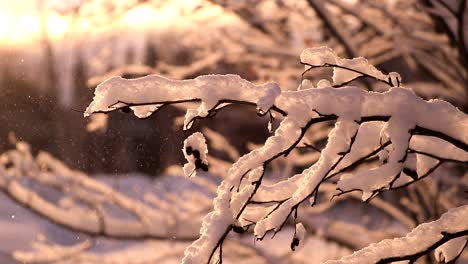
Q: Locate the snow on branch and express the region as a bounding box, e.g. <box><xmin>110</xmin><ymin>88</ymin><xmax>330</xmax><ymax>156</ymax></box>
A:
<box><xmin>85</xmin><ymin>46</ymin><xmax>468</xmax><ymax>263</ymax></box>
<box><xmin>324</xmin><ymin>205</ymin><xmax>468</xmax><ymax>264</ymax></box>
<box><xmin>14</xmin><ymin>240</ymin><xmax>189</xmax><ymax>264</ymax></box>
<box><xmin>14</xmin><ymin>240</ymin><xmax>92</xmax><ymax>263</ymax></box>
<box><xmin>183</xmin><ymin>132</ymin><xmax>209</xmax><ymax>177</ymax></box>
<box><xmin>0</xmin><ymin>142</ymin><xmax>206</xmax><ymax>241</ymax></box>
<box><xmin>300</xmin><ymin>46</ymin><xmax>401</xmax><ymax>88</ymax></box>
<box><xmin>84</xmin><ymin>73</ymin><xmax>284</xmax><ymax>129</ymax></box>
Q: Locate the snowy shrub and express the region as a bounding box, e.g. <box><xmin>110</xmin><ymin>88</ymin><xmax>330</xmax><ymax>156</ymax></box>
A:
<box><xmin>83</xmin><ymin>46</ymin><xmax>468</xmax><ymax>263</ymax></box>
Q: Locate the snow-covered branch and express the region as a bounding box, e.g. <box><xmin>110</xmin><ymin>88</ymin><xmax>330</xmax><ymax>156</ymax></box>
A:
<box><xmin>0</xmin><ymin>142</ymin><xmax>206</xmax><ymax>241</ymax></box>
<box><xmin>324</xmin><ymin>206</ymin><xmax>468</xmax><ymax>264</ymax></box>
<box><xmin>85</xmin><ymin>46</ymin><xmax>467</xmax><ymax>263</ymax></box>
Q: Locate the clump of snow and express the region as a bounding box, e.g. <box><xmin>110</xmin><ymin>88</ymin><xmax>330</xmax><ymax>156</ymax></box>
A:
<box><xmin>183</xmin><ymin>132</ymin><xmax>209</xmax><ymax>177</ymax></box>
<box><xmin>291</xmin><ymin>223</ymin><xmax>306</xmax><ymax>251</ymax></box>
<box><xmin>130</xmin><ymin>104</ymin><xmax>162</xmax><ymax>119</ymax></box>
<box><xmin>86</xmin><ymin>113</ymin><xmax>108</xmax><ymax>132</ymax></box>
<box><xmin>434</xmin><ymin>236</ymin><xmax>468</xmax><ymax>263</ymax></box>
<box><xmin>300</xmin><ymin>47</ymin><xmax>391</xmax><ymax>86</ymax></box>
<box><xmin>387</xmin><ymin>72</ymin><xmax>402</xmax><ymax>87</ymax></box>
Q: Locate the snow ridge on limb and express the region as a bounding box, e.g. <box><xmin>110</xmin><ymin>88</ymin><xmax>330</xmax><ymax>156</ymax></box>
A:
<box><xmin>300</xmin><ymin>46</ymin><xmax>401</xmax><ymax>87</ymax></box>
<box><xmin>84</xmin><ymin>74</ymin><xmax>283</xmax><ymax>129</ymax></box>
<box><xmin>324</xmin><ymin>205</ymin><xmax>468</xmax><ymax>264</ymax></box>
<box><xmin>84</xmin><ymin>47</ymin><xmax>468</xmax><ymax>264</ymax></box>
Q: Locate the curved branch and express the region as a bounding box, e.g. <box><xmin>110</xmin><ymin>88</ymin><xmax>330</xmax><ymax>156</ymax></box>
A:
<box><xmin>324</xmin><ymin>205</ymin><xmax>468</xmax><ymax>264</ymax></box>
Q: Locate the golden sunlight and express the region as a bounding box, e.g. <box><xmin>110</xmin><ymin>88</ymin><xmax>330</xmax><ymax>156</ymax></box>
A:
<box><xmin>121</xmin><ymin>5</ymin><xmax>158</xmax><ymax>27</ymax></box>
<box><xmin>0</xmin><ymin>11</ymin><xmax>69</xmax><ymax>46</ymax></box>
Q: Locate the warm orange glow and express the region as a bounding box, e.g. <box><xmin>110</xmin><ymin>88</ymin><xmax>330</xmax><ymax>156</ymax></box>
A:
<box><xmin>0</xmin><ymin>12</ymin><xmax>36</xmax><ymax>44</ymax></box>
<box><xmin>0</xmin><ymin>0</ymin><xmax>236</xmax><ymax>45</ymax></box>
<box><xmin>0</xmin><ymin>11</ymin><xmax>69</xmax><ymax>45</ymax></box>
<box><xmin>47</xmin><ymin>15</ymin><xmax>70</xmax><ymax>37</ymax></box>
<box><xmin>118</xmin><ymin>1</ymin><xmax>236</xmax><ymax>30</ymax></box>
<box><xmin>121</xmin><ymin>5</ymin><xmax>158</xmax><ymax>27</ymax></box>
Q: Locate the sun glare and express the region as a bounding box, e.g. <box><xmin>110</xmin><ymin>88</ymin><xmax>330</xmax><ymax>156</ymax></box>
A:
<box><xmin>122</xmin><ymin>5</ymin><xmax>156</xmax><ymax>27</ymax></box>
<box><xmin>0</xmin><ymin>11</ymin><xmax>69</xmax><ymax>46</ymax></box>
<box><xmin>47</xmin><ymin>15</ymin><xmax>69</xmax><ymax>37</ymax></box>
